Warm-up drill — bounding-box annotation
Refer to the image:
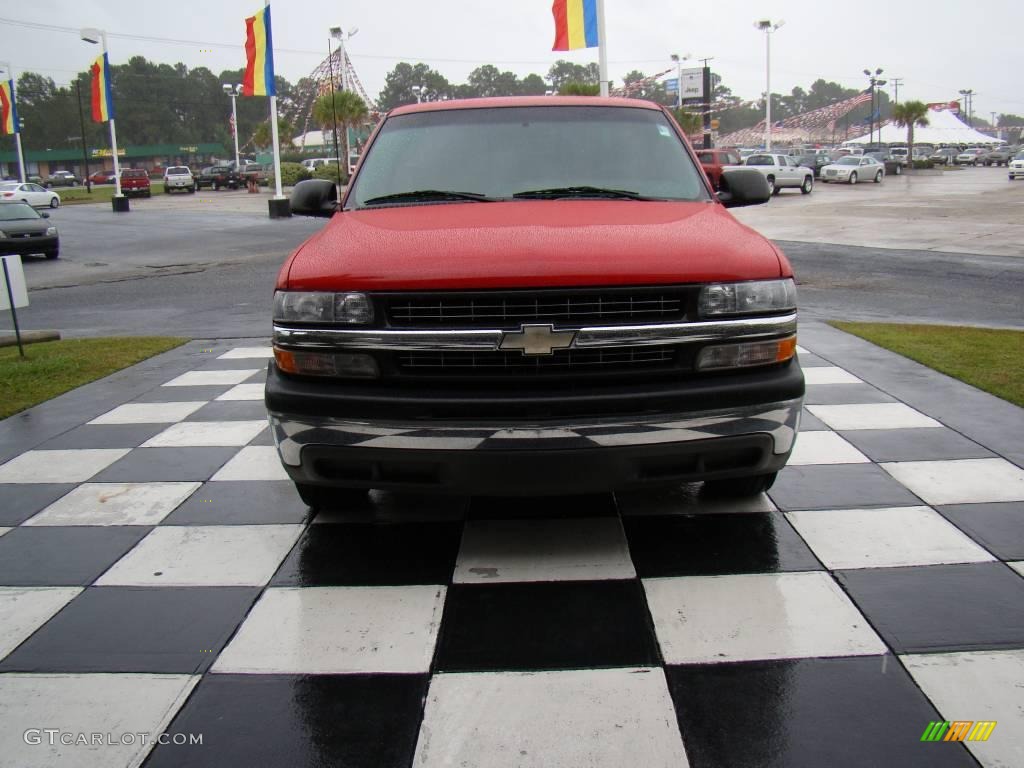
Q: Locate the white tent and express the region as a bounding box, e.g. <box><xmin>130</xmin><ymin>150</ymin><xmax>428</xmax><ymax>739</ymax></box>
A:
<box><xmin>845</xmin><ymin>108</ymin><xmax>1001</xmax><ymax>145</ymax></box>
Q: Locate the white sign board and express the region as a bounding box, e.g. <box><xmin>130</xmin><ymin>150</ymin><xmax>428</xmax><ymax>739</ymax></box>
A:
<box><xmin>0</xmin><ymin>255</ymin><xmax>29</xmax><ymax>310</ymax></box>
<box><xmin>679</xmin><ymin>68</ymin><xmax>704</xmax><ymax>99</ymax></box>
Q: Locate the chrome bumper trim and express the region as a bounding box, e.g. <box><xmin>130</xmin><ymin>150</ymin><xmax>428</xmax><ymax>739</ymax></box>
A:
<box><xmin>268</xmin><ymin>397</ymin><xmax>802</xmax><ymax>466</ymax></box>
<box><xmin>273</xmin><ymin>312</ymin><xmax>797</xmax><ymax>352</ymax></box>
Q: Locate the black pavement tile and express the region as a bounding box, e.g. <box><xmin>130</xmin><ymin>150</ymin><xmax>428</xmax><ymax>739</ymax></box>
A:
<box><xmin>769</xmin><ymin>464</ymin><xmax>921</xmax><ymax>511</ymax></box>
<box><xmin>163</xmin><ymin>481</ymin><xmax>312</xmax><ymax>526</ymax></box>
<box><xmin>248</xmin><ymin>426</ymin><xmax>275</xmax><ymax>446</ymax></box>
<box><xmin>312</xmin><ymin>490</ymin><xmax>470</xmax><ymax>524</ymax></box>
<box><xmin>0</xmin><ymin>484</ymin><xmax>75</xmax><ymax>526</ymax></box>
<box><xmin>836</xmin><ymin>563</ymin><xmax>1024</xmax><ymax>654</ymax></box>
<box><xmin>142</xmin><ymin>673</ymin><xmax>427</xmax><ymax>768</ymax></box>
<box><xmin>91</xmin><ymin>447</ymin><xmax>238</xmax><ymax>482</ymax></box>
<box><xmin>38</xmin><ymin>424</ymin><xmax>167</xmax><ymax>450</ymax></box>
<box><xmin>794</xmin><ymin>352</ymin><xmax>831</xmax><ymax>368</ymax></box>
<box><xmin>802</xmin><ymin>384</ymin><xmax>897</xmax><ymax>405</ymax></box>
<box><xmin>271</xmin><ymin>522</ymin><xmax>462</xmax><ymax>586</ymax></box>
<box><xmin>467</xmin><ymin>494</ymin><xmax>618</xmax><ymax>520</ymax></box>
<box><xmin>937</xmin><ymin>502</ymin><xmax>1024</xmax><ymax>561</ymax></box>
<box><xmin>0</xmin><ymin>586</ymin><xmax>260</xmax><ymax>673</ymax></box>
<box><xmin>0</xmin><ymin>526</ymin><xmax>149</xmax><ymax>586</ymax></box>
<box><xmin>131</xmin><ymin>386</ymin><xmax>228</xmax><ymax>403</ymax></box>
<box><xmin>184</xmin><ymin>401</ymin><xmax>269</xmax><ymax>422</ymax></box>
<box><xmin>839</xmin><ymin>428</ymin><xmax>995</xmax><ymax>463</ymax></box>
<box><xmin>667</xmin><ymin>656</ymin><xmax>977</xmax><ymax>768</ymax></box>
<box><xmin>799</xmin><ymin>409</ymin><xmax>829</xmax><ymax>432</ymax></box>
<box><xmin>624</xmin><ymin>513</ymin><xmax>821</xmax><ymax>577</ymax></box>
<box><xmin>435</xmin><ymin>581</ymin><xmax>660</xmax><ymax>671</ymax></box>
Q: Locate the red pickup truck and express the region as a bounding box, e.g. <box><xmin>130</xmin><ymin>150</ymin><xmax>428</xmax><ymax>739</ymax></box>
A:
<box><xmin>120</xmin><ymin>168</ymin><xmax>151</xmax><ymax>198</ymax></box>
<box><xmin>269</xmin><ymin>96</ymin><xmax>803</xmax><ymax>508</ymax></box>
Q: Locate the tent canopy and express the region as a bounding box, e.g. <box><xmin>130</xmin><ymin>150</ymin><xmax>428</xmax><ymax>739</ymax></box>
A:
<box><xmin>845</xmin><ymin>108</ymin><xmax>1001</xmax><ymax>145</ymax></box>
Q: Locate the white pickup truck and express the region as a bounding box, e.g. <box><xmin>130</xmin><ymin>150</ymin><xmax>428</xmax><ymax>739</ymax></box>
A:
<box><xmin>742</xmin><ymin>153</ymin><xmax>814</xmax><ymax>196</ymax></box>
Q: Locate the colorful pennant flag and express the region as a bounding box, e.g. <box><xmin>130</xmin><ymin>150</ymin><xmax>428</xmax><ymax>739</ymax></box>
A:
<box><xmin>243</xmin><ymin>6</ymin><xmax>276</xmax><ymax>96</ymax></box>
<box><xmin>0</xmin><ymin>79</ymin><xmax>18</xmax><ymax>135</ymax></box>
<box><xmin>552</xmin><ymin>0</ymin><xmax>599</xmax><ymax>51</ymax></box>
<box><xmin>90</xmin><ymin>53</ymin><xmax>115</xmax><ymax>122</ymax></box>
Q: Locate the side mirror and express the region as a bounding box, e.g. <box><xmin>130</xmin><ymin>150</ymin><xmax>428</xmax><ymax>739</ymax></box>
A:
<box><xmin>40</xmin><ymin>212</ymin><xmax>50</xmax><ymax>218</ymax></box>
<box><xmin>290</xmin><ymin>179</ymin><xmax>339</xmax><ymax>218</ymax></box>
<box><xmin>717</xmin><ymin>168</ymin><xmax>771</xmax><ymax>208</ymax></box>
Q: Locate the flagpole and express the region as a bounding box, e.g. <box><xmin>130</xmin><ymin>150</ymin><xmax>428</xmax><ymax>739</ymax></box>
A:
<box><xmin>13</xmin><ymin>131</ymin><xmax>26</xmax><ymax>183</ymax></box>
<box><xmin>97</xmin><ymin>33</ymin><xmax>123</xmax><ymax>198</ymax></box>
<box><xmin>0</xmin><ymin>62</ymin><xmax>26</xmax><ymax>182</ymax></box>
<box><xmin>596</xmin><ymin>0</ymin><xmax>609</xmax><ymax>97</ymax></box>
<box><xmin>267</xmin><ymin>0</ymin><xmax>284</xmax><ymax>201</ymax></box>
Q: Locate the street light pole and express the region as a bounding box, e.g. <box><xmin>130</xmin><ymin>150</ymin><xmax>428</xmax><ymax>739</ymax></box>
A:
<box><xmin>81</xmin><ymin>28</ymin><xmax>122</xmax><ymax>199</ymax></box>
<box><xmin>864</xmin><ymin>68</ymin><xmax>884</xmax><ymax>145</ymax></box>
<box><xmin>755</xmin><ymin>20</ymin><xmax>784</xmax><ymax>151</ymax></box>
<box><xmin>959</xmin><ymin>89</ymin><xmax>974</xmax><ymax>127</ymax></box>
<box><xmin>223</xmin><ymin>84</ymin><xmax>241</xmax><ymax>169</ymax></box>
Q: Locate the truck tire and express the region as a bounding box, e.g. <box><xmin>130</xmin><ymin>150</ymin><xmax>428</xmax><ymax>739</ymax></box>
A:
<box><xmin>766</xmin><ymin>176</ymin><xmax>776</xmax><ymax>196</ymax></box>
<box><xmin>849</xmin><ymin>172</ymin><xmax>858</xmax><ymax>185</ymax></box>
<box><xmin>874</xmin><ymin>171</ymin><xmax>883</xmax><ymax>183</ymax></box>
<box><xmin>212</xmin><ymin>181</ymin><xmax>219</xmax><ymax>191</ymax></box>
<box><xmin>800</xmin><ymin>176</ymin><xmax>813</xmax><ymax>194</ymax></box>
<box><xmin>702</xmin><ymin>472</ymin><xmax>778</xmax><ymax>497</ymax></box>
<box><xmin>295</xmin><ymin>483</ymin><xmax>369</xmax><ymax>511</ymax></box>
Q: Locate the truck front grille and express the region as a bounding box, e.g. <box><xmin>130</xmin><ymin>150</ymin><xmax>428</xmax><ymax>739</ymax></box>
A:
<box><xmin>396</xmin><ymin>346</ymin><xmax>678</xmax><ymax>376</ymax></box>
<box><xmin>384</xmin><ymin>287</ymin><xmax>692</xmax><ymax>329</ymax></box>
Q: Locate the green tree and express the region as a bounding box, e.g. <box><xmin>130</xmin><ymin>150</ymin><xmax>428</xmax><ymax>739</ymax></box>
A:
<box><xmin>311</xmin><ymin>91</ymin><xmax>367</xmax><ymax>181</ymax></box>
<box><xmin>621</xmin><ymin>70</ymin><xmax>668</xmax><ymax>104</ymax></box>
<box><xmin>547</xmin><ymin>60</ymin><xmax>599</xmax><ymax>89</ymax></box>
<box><xmin>519</xmin><ymin>74</ymin><xmax>548</xmax><ymax>96</ymax></box>
<box><xmin>891</xmin><ymin>101</ymin><xmax>930</xmax><ymax>172</ymax></box>
<box><xmin>558</xmin><ymin>82</ymin><xmax>600</xmax><ymax>96</ymax></box>
<box><xmin>670</xmin><ymin>108</ymin><xmax>703</xmax><ymax>136</ymax></box>
<box><xmin>253</xmin><ymin>116</ymin><xmax>294</xmax><ymax>150</ymax></box>
<box><xmin>376</xmin><ymin>62</ymin><xmax>451</xmax><ymax>110</ymax></box>
<box><xmin>466</xmin><ymin>65</ymin><xmax>521</xmax><ymax>97</ymax></box>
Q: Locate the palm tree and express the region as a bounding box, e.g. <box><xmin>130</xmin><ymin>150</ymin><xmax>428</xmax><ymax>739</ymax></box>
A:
<box><xmin>891</xmin><ymin>101</ymin><xmax>930</xmax><ymax>171</ymax></box>
<box><xmin>252</xmin><ymin>117</ymin><xmax>293</xmax><ymax>150</ymax></box>
<box><xmin>312</xmin><ymin>91</ymin><xmax>368</xmax><ymax>183</ymax></box>
<box><xmin>558</xmin><ymin>82</ymin><xmax>600</xmax><ymax>96</ymax></box>
<box><xmin>671</xmin><ymin>108</ymin><xmax>703</xmax><ymax>137</ymax></box>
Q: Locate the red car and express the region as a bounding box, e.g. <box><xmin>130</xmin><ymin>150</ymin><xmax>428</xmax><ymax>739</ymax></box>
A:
<box><xmin>119</xmin><ymin>168</ymin><xmax>151</xmax><ymax>198</ymax></box>
<box><xmin>88</xmin><ymin>170</ymin><xmax>117</xmax><ymax>185</ymax></box>
<box><xmin>696</xmin><ymin>148</ymin><xmax>743</xmax><ymax>190</ymax></box>
<box><xmin>269</xmin><ymin>96</ymin><xmax>802</xmax><ymax>508</ymax></box>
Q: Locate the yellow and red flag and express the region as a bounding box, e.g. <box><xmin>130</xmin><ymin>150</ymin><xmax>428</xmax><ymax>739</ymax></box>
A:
<box><xmin>0</xmin><ymin>79</ymin><xmax>18</xmax><ymax>134</ymax></box>
<box><xmin>243</xmin><ymin>6</ymin><xmax>276</xmax><ymax>96</ymax></box>
<box><xmin>90</xmin><ymin>53</ymin><xmax>115</xmax><ymax>122</ymax></box>
<box><xmin>552</xmin><ymin>0</ymin><xmax>599</xmax><ymax>50</ymax></box>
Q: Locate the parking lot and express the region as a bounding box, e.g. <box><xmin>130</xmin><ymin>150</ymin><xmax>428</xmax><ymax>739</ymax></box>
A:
<box><xmin>1</xmin><ymin>166</ymin><xmax>1023</xmax><ymax>767</ymax></box>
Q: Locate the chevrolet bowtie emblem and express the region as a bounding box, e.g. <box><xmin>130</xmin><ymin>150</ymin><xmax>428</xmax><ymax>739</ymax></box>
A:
<box><xmin>499</xmin><ymin>324</ymin><xmax>577</xmax><ymax>356</ymax></box>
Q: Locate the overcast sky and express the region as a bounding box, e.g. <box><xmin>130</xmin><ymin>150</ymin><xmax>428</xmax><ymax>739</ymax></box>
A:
<box><xmin>1</xmin><ymin>0</ymin><xmax>1021</xmax><ymax>120</ymax></box>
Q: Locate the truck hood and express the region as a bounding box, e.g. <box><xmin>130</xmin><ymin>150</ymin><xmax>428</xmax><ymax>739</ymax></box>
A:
<box><xmin>281</xmin><ymin>200</ymin><xmax>787</xmax><ymax>291</ymax></box>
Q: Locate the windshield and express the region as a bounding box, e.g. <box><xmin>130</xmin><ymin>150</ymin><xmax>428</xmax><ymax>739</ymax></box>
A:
<box><xmin>836</xmin><ymin>157</ymin><xmax>860</xmax><ymax>166</ymax></box>
<box><xmin>123</xmin><ymin>170</ymin><xmax>147</xmax><ymax>178</ymax></box>
<box><xmin>348</xmin><ymin>106</ymin><xmax>707</xmax><ymax>208</ymax></box>
<box><xmin>745</xmin><ymin>155</ymin><xmax>774</xmax><ymax>166</ymax></box>
<box><xmin>0</xmin><ymin>203</ymin><xmax>40</xmax><ymax>220</ymax></box>
<box><xmin>167</xmin><ymin>167</ymin><xmax>190</xmax><ymax>174</ymax></box>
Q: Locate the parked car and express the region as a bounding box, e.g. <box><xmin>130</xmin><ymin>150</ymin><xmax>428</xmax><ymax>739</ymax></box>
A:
<box><xmin>696</xmin><ymin>148</ymin><xmax>742</xmax><ymax>190</ymax></box>
<box><xmin>742</xmin><ymin>153</ymin><xmax>814</xmax><ymax>195</ymax></box>
<box><xmin>1009</xmin><ymin>152</ymin><xmax>1024</xmax><ymax>180</ymax></box>
<box><xmin>888</xmin><ymin>147</ymin><xmax>909</xmax><ymax>166</ymax></box>
<box><xmin>273</xmin><ymin>96</ymin><xmax>802</xmax><ymax>508</ymax></box>
<box><xmin>866</xmin><ymin>152</ymin><xmax>903</xmax><ymax>176</ymax></box>
<box><xmin>195</xmin><ymin>166</ymin><xmax>240</xmax><ymax>190</ymax></box>
<box><xmin>956</xmin><ymin>148</ymin><xmax>987</xmax><ymax>166</ymax></box>
<box><xmin>44</xmin><ymin>170</ymin><xmax>79</xmax><ymax>188</ymax></box>
<box><xmin>794</xmin><ymin>153</ymin><xmax>830</xmax><ymax>178</ymax></box>
<box><xmin>0</xmin><ymin>181</ymin><xmax>60</xmax><ymax>208</ymax></box>
<box><xmin>120</xmin><ymin>168</ymin><xmax>151</xmax><ymax>198</ymax></box>
<box><xmin>163</xmin><ymin>166</ymin><xmax>195</xmax><ymax>194</ymax></box>
<box><xmin>982</xmin><ymin>147</ymin><xmax>1013</xmax><ymax>166</ymax></box>
<box><xmin>0</xmin><ymin>200</ymin><xmax>59</xmax><ymax>259</ymax></box>
<box><xmin>930</xmin><ymin>148</ymin><xmax>959</xmax><ymax>166</ymax></box>
<box><xmin>820</xmin><ymin>156</ymin><xmax>886</xmax><ymax>184</ymax></box>
<box><xmin>88</xmin><ymin>170</ymin><xmax>117</xmax><ymax>185</ymax></box>
<box><xmin>236</xmin><ymin>161</ymin><xmax>267</xmax><ymax>185</ymax></box>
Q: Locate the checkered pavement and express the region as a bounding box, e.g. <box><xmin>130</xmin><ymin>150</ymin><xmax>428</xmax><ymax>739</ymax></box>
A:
<box><xmin>0</xmin><ymin>338</ymin><xmax>1022</xmax><ymax>768</ymax></box>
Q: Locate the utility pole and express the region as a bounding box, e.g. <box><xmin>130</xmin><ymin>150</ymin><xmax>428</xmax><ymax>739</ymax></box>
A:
<box><xmin>959</xmin><ymin>89</ymin><xmax>974</xmax><ymax>126</ymax></box>
<box><xmin>890</xmin><ymin>77</ymin><xmax>903</xmax><ymax>106</ymax></box>
<box><xmin>755</xmin><ymin>20</ymin><xmax>784</xmax><ymax>151</ymax></box>
<box><xmin>698</xmin><ymin>57</ymin><xmax>714</xmax><ymax>149</ymax></box>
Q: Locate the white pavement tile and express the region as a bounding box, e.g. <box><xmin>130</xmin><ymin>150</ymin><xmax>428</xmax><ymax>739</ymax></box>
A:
<box><xmin>96</xmin><ymin>525</ymin><xmax>303</xmax><ymax>587</ymax></box>
<box><xmin>882</xmin><ymin>458</ymin><xmax>1024</xmax><ymax>505</ymax></box>
<box><xmin>795</xmin><ymin>345</ymin><xmax>810</xmax><ymax>355</ymax></box>
<box><xmin>903</xmin><ymin>649</ymin><xmax>1024</xmax><ymax>768</ymax></box>
<box><xmin>1009</xmin><ymin>562</ymin><xmax>1024</xmax><ymax>578</ymax></box>
<box><xmin>786</xmin><ymin>506</ymin><xmax>996</xmax><ymax>569</ymax></box>
<box><xmin>162</xmin><ymin>369</ymin><xmax>259</xmax><ymax>387</ymax></box>
<box><xmin>807</xmin><ymin>403</ymin><xmax>943</xmax><ymax>431</ymax></box>
<box><xmin>0</xmin><ymin>587</ymin><xmax>82</xmax><ymax>660</ymax></box>
<box><xmin>213</xmin><ymin>585</ymin><xmax>445</xmax><ymax>674</ymax></box>
<box><xmin>88</xmin><ymin>402</ymin><xmax>207</xmax><ymax>425</ymax></box>
<box><xmin>0</xmin><ymin>527</ymin><xmax>10</xmax><ymax>537</ymax></box>
<box><xmin>0</xmin><ymin>673</ymin><xmax>199</xmax><ymax>768</ymax></box>
<box><xmin>0</xmin><ymin>449</ymin><xmax>130</xmax><ymax>484</ymax></box>
<box><xmin>215</xmin><ymin>383</ymin><xmax>265</xmax><ymax>401</ymax></box>
<box><xmin>454</xmin><ymin>518</ymin><xmax>635</xmax><ymax>583</ymax></box>
<box><xmin>24</xmin><ymin>482</ymin><xmax>201</xmax><ymax>527</ymax></box>
<box><xmin>644</xmin><ymin>571</ymin><xmax>886</xmax><ymax>664</ymax></box>
<box><xmin>802</xmin><ymin>366</ymin><xmax>863</xmax><ymax>385</ymax></box>
<box><xmin>218</xmin><ymin>347</ymin><xmax>272</xmax><ymax>359</ymax></box>
<box><xmin>210</xmin><ymin>446</ymin><xmax>289</xmax><ymax>481</ymax></box>
<box><xmin>787</xmin><ymin>431</ymin><xmax>871</xmax><ymax>466</ymax></box>
<box><xmin>141</xmin><ymin>420</ymin><xmax>267</xmax><ymax>448</ymax></box>
<box><xmin>413</xmin><ymin>668</ymin><xmax>689</xmax><ymax>768</ymax></box>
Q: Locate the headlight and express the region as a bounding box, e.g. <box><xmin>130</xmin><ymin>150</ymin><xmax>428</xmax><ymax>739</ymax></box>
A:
<box><xmin>696</xmin><ymin>336</ymin><xmax>797</xmax><ymax>371</ymax></box>
<box><xmin>273</xmin><ymin>291</ymin><xmax>374</xmax><ymax>324</ymax></box>
<box><xmin>45</xmin><ymin>227</ymin><xmax>58</xmax><ymax>236</ymax></box>
<box><xmin>698</xmin><ymin>279</ymin><xmax>797</xmax><ymax>317</ymax></box>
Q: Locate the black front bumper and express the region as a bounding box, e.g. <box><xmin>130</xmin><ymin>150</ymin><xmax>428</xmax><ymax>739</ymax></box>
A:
<box><xmin>0</xmin><ymin>235</ymin><xmax>58</xmax><ymax>255</ymax></box>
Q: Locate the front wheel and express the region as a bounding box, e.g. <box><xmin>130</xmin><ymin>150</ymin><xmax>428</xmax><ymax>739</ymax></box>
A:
<box><xmin>295</xmin><ymin>483</ymin><xmax>370</xmax><ymax>511</ymax></box>
<box><xmin>702</xmin><ymin>472</ymin><xmax>778</xmax><ymax>498</ymax></box>
<box><xmin>894</xmin><ymin>164</ymin><xmax>902</xmax><ymax>175</ymax></box>
<box><xmin>801</xmin><ymin>176</ymin><xmax>813</xmax><ymax>194</ymax></box>
<box><xmin>874</xmin><ymin>171</ymin><xmax>883</xmax><ymax>183</ymax></box>
<box><xmin>49</xmin><ymin>196</ymin><xmax>59</xmax><ymax>208</ymax></box>
<box><xmin>849</xmin><ymin>172</ymin><xmax>858</xmax><ymax>185</ymax></box>
<box><xmin>765</xmin><ymin>176</ymin><xmax>776</xmax><ymax>196</ymax></box>
<box><xmin>45</xmin><ymin>248</ymin><xmax>59</xmax><ymax>260</ymax></box>
<box><xmin>212</xmin><ymin>181</ymin><xmax>219</xmax><ymax>191</ymax></box>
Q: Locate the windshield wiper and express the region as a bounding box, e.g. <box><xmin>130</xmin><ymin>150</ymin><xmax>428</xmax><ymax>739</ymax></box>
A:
<box><xmin>512</xmin><ymin>185</ymin><xmax>653</xmax><ymax>200</ymax></box>
<box><xmin>361</xmin><ymin>190</ymin><xmax>495</xmax><ymax>206</ymax></box>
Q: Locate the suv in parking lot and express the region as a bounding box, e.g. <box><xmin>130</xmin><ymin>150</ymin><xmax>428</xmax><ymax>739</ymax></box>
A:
<box><xmin>196</xmin><ymin>166</ymin><xmax>240</xmax><ymax>190</ymax></box>
<box><xmin>163</xmin><ymin>166</ymin><xmax>195</xmax><ymax>193</ymax></box>
<box><xmin>696</xmin><ymin>148</ymin><xmax>742</xmax><ymax>190</ymax></box>
<box><xmin>271</xmin><ymin>96</ymin><xmax>804</xmax><ymax>508</ymax></box>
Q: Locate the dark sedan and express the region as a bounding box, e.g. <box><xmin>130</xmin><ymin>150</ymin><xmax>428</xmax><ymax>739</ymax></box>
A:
<box><xmin>0</xmin><ymin>201</ymin><xmax>59</xmax><ymax>259</ymax></box>
<box><xmin>795</xmin><ymin>153</ymin><xmax>830</xmax><ymax>177</ymax></box>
